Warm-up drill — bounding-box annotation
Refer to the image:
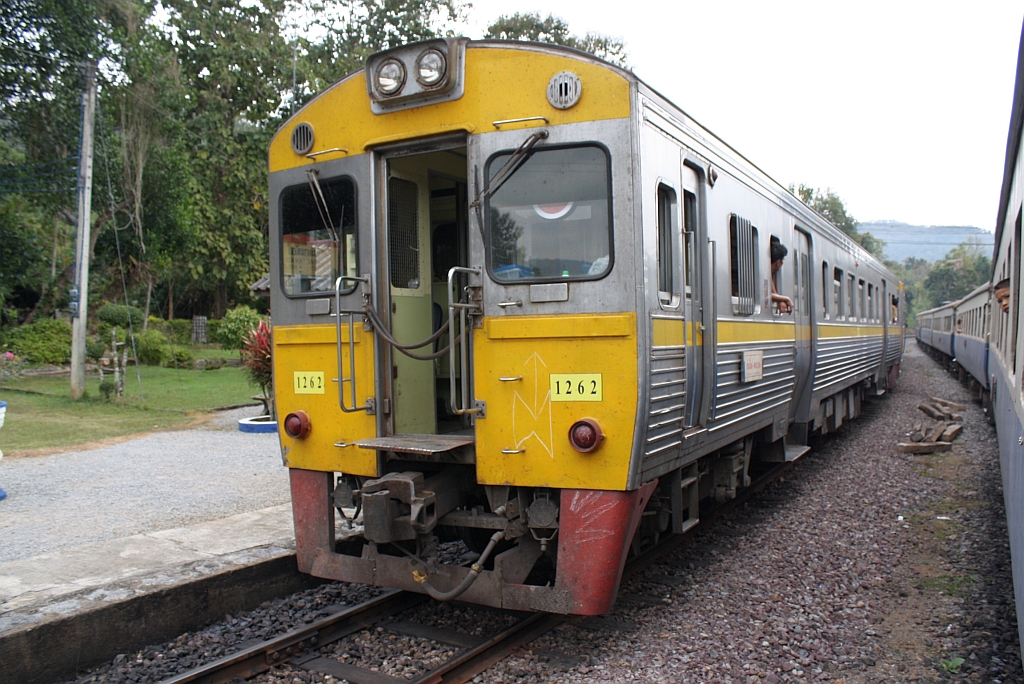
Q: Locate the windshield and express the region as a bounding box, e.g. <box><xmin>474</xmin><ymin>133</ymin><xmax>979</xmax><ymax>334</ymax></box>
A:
<box><xmin>280</xmin><ymin>176</ymin><xmax>357</xmax><ymax>295</ymax></box>
<box><xmin>486</xmin><ymin>145</ymin><xmax>611</xmax><ymax>281</ymax></box>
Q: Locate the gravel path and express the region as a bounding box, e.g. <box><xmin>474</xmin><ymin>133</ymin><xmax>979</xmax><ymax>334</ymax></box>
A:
<box><xmin>0</xmin><ymin>407</ymin><xmax>289</xmax><ymax>563</ymax></box>
<box><xmin>59</xmin><ymin>342</ymin><xmax>1024</xmax><ymax>683</ymax></box>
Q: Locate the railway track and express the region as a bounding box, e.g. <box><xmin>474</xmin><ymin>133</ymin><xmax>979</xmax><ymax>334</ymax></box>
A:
<box><xmin>159</xmin><ymin>459</ymin><xmax>797</xmax><ymax>684</ymax></box>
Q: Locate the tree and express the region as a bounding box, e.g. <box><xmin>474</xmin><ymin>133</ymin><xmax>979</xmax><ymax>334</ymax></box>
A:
<box><xmin>291</xmin><ymin>0</ymin><xmax>467</xmax><ymax>107</ymax></box>
<box><xmin>163</xmin><ymin>0</ymin><xmax>292</xmax><ymax>316</ymax></box>
<box><xmin>485</xmin><ymin>13</ymin><xmax>628</xmax><ymax>68</ymax></box>
<box><xmin>858</xmin><ymin>231</ymin><xmax>886</xmax><ymax>260</ymax></box>
<box><xmin>792</xmin><ymin>184</ymin><xmax>858</xmax><ymax>239</ymax></box>
<box><xmin>924</xmin><ymin>242</ymin><xmax>992</xmax><ymax>305</ymax></box>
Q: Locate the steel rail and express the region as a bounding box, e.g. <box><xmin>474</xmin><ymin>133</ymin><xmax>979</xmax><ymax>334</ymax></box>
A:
<box><xmin>158</xmin><ymin>460</ymin><xmax>798</xmax><ymax>684</ymax></box>
<box><xmin>159</xmin><ymin>590</ymin><xmax>421</xmax><ymax>684</ymax></box>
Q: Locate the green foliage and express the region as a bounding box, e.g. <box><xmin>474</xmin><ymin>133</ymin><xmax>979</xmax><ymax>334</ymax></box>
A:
<box><xmin>939</xmin><ymin>657</ymin><xmax>965</xmax><ymax>673</ymax></box>
<box><xmin>85</xmin><ymin>338</ymin><xmax>106</xmax><ymax>361</ymax></box>
<box><xmin>166</xmin><ymin>319</ymin><xmax>192</xmax><ymax>345</ymax></box>
<box><xmin>206</xmin><ymin>318</ymin><xmax>221</xmax><ymax>343</ymax></box>
<box><xmin>96</xmin><ymin>302</ymin><xmax>146</xmax><ymax>328</ymax></box>
<box><xmin>1</xmin><ymin>348</ymin><xmax>25</xmax><ymax>382</ymax></box>
<box><xmin>216</xmin><ymin>305</ymin><xmax>264</xmax><ymax>349</ymax></box>
<box><xmin>135</xmin><ymin>328</ymin><xmax>172</xmax><ymax>365</ymax></box>
<box><xmin>485</xmin><ymin>12</ymin><xmax>628</xmax><ymax>67</ymax></box>
<box><xmin>792</xmin><ymin>184</ymin><xmax>859</xmax><ymax>239</ymax></box>
<box><xmin>166</xmin><ymin>346</ymin><xmax>193</xmax><ymax>367</ymax></box>
<box><xmin>7</xmin><ymin>318</ymin><xmax>72</xmax><ymax>364</ymax></box>
<box><xmin>924</xmin><ymin>243</ymin><xmax>992</xmax><ymax>304</ymax></box>
<box><xmin>296</xmin><ymin>0</ymin><xmax>467</xmax><ymax>93</ymax></box>
<box><xmin>0</xmin><ymin>192</ymin><xmax>49</xmax><ymax>320</ymax></box>
<box><xmin>99</xmin><ymin>379</ymin><xmax>116</xmax><ymax>400</ymax></box>
<box><xmin>858</xmin><ymin>232</ymin><xmax>886</xmax><ymax>260</ymax></box>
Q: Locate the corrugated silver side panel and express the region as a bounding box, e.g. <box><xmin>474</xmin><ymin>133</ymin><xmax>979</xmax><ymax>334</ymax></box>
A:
<box><xmin>886</xmin><ymin>333</ymin><xmax>903</xmax><ymax>364</ymax></box>
<box><xmin>813</xmin><ymin>335</ymin><xmax>885</xmax><ymax>393</ymax></box>
<box><xmin>711</xmin><ymin>341</ymin><xmax>795</xmax><ymax>432</ymax></box>
<box><xmin>645</xmin><ymin>343</ymin><xmax>686</xmax><ymax>458</ymax></box>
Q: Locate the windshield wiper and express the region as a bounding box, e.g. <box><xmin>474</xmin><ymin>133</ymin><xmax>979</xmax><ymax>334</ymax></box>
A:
<box><xmin>469</xmin><ymin>129</ymin><xmax>548</xmax><ymax>222</ymax></box>
<box><xmin>307</xmin><ymin>167</ymin><xmax>344</xmax><ymax>242</ymax></box>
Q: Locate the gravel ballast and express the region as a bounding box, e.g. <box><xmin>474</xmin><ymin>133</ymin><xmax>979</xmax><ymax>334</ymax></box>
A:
<box><xmin>0</xmin><ymin>407</ymin><xmax>288</xmax><ymax>563</ymax></box>
<box><xmin>54</xmin><ymin>343</ymin><xmax>1024</xmax><ymax>683</ymax></box>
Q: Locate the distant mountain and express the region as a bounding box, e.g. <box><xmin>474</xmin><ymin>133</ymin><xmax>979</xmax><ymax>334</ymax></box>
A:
<box><xmin>857</xmin><ymin>221</ymin><xmax>995</xmax><ymax>264</ymax></box>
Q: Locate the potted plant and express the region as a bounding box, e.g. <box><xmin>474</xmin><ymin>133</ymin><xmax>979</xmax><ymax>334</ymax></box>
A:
<box><xmin>239</xmin><ymin>319</ymin><xmax>276</xmax><ymax>433</ymax></box>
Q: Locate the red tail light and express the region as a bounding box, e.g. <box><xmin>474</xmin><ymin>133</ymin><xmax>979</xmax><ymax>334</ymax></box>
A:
<box><xmin>284</xmin><ymin>411</ymin><xmax>311</xmax><ymax>439</ymax></box>
<box><xmin>568</xmin><ymin>418</ymin><xmax>603</xmax><ymax>453</ymax></box>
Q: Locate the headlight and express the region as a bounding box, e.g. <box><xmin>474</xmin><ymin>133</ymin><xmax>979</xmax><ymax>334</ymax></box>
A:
<box><xmin>376</xmin><ymin>59</ymin><xmax>406</xmax><ymax>95</ymax></box>
<box><xmin>415</xmin><ymin>49</ymin><xmax>446</xmax><ymax>87</ymax></box>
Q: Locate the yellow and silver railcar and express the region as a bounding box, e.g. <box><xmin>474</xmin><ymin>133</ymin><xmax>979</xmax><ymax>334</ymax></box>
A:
<box><xmin>268</xmin><ymin>38</ymin><xmax>904</xmax><ymax>614</ymax></box>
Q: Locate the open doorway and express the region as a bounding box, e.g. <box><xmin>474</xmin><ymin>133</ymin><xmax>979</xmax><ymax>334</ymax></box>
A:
<box><xmin>384</xmin><ymin>146</ymin><xmax>469</xmax><ymax>436</ymax></box>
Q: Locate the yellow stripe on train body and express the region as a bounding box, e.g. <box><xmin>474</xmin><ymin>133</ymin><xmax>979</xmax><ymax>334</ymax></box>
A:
<box><xmin>817</xmin><ymin>324</ymin><xmax>886</xmax><ymax>338</ymax></box>
<box><xmin>273</xmin><ymin>324</ymin><xmax>378</xmax><ymax>476</ymax></box>
<box><xmin>473</xmin><ymin>313</ymin><xmax>637</xmax><ymax>491</ymax></box>
<box><xmin>268</xmin><ymin>46</ymin><xmax>632</xmax><ymax>173</ymax></box>
<box><xmin>717</xmin><ymin>320</ymin><xmax>796</xmax><ymax>344</ymax></box>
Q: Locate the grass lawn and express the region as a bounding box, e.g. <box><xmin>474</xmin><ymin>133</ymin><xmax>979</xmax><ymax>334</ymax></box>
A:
<box><xmin>0</xmin><ymin>364</ymin><xmax>256</xmax><ymax>454</ymax></box>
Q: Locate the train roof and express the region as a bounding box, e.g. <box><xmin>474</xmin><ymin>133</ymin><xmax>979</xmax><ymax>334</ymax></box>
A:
<box><xmin>995</xmin><ymin>21</ymin><xmax>1024</xmax><ymax>251</ymax></box>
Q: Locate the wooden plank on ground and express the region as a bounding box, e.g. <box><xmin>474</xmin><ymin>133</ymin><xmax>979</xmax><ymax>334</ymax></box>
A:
<box><xmin>896</xmin><ymin>442</ymin><xmax>953</xmax><ymax>454</ymax></box>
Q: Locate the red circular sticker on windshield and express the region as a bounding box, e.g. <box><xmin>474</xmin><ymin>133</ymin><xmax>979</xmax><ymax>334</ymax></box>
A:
<box><xmin>533</xmin><ymin>202</ymin><xmax>574</xmax><ymax>219</ymax></box>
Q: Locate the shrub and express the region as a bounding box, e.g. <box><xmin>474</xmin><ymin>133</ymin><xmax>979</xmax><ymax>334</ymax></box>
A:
<box><xmin>205</xmin><ymin>318</ymin><xmax>221</xmax><ymax>344</ymax></box>
<box><xmin>7</xmin><ymin>318</ymin><xmax>72</xmax><ymax>364</ymax></box>
<box><xmin>96</xmin><ymin>302</ymin><xmax>145</xmax><ymax>329</ymax></box>
<box><xmin>136</xmin><ymin>328</ymin><xmax>172</xmax><ymax>366</ymax></box>
<box><xmin>99</xmin><ymin>379</ymin><xmax>116</xmax><ymax>400</ymax></box>
<box><xmin>166</xmin><ymin>319</ymin><xmax>192</xmax><ymax>345</ymax></box>
<box><xmin>165</xmin><ymin>346</ymin><xmax>193</xmax><ymax>368</ymax></box>
<box><xmin>85</xmin><ymin>338</ymin><xmax>106</xmax><ymax>361</ymax></box>
<box><xmin>0</xmin><ymin>349</ymin><xmax>25</xmax><ymax>382</ymax></box>
<box><xmin>216</xmin><ymin>306</ymin><xmax>264</xmax><ymax>349</ymax></box>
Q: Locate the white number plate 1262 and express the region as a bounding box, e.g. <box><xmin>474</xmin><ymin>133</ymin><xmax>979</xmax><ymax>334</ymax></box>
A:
<box><xmin>293</xmin><ymin>371</ymin><xmax>325</xmax><ymax>394</ymax></box>
<box><xmin>550</xmin><ymin>373</ymin><xmax>603</xmax><ymax>402</ymax></box>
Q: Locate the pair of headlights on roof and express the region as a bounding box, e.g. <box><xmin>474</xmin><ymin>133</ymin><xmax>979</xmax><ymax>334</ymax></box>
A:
<box><xmin>376</xmin><ymin>49</ymin><xmax>446</xmax><ymax>95</ymax></box>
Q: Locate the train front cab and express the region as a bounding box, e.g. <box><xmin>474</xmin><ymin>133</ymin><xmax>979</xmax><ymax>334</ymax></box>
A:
<box><xmin>268</xmin><ymin>39</ymin><xmax>905</xmax><ymax>616</ymax></box>
<box><xmin>269</xmin><ymin>40</ymin><xmax>661</xmax><ymax>614</ymax></box>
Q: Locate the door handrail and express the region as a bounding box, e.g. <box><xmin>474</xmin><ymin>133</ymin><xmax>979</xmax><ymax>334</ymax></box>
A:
<box><xmin>334</xmin><ymin>275</ymin><xmax>374</xmax><ymax>413</ymax></box>
<box><xmin>447</xmin><ymin>266</ymin><xmax>482</xmax><ymax>416</ymax></box>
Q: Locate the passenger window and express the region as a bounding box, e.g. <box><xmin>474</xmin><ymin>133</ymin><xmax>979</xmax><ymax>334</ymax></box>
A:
<box><xmin>822</xmin><ymin>262</ymin><xmax>830</xmax><ymax>318</ymax></box>
<box><xmin>769</xmin><ymin>235</ymin><xmax>791</xmax><ymax>315</ymax></box>
<box><xmin>800</xmin><ymin>252</ymin><xmax>810</xmax><ymax>314</ymax></box>
<box><xmin>858</xmin><ymin>279</ymin><xmax>866</xmax><ymax>321</ymax></box>
<box><xmin>867</xmin><ymin>284</ymin><xmax>874</xmax><ymax>321</ymax></box>
<box><xmin>683</xmin><ymin>190</ymin><xmax>697</xmax><ymax>300</ymax></box>
<box><xmin>729</xmin><ymin>214</ymin><xmax>758</xmax><ymax>315</ymax></box>
<box><xmin>848</xmin><ymin>274</ymin><xmax>857</xmax><ymax>320</ymax></box>
<box><xmin>890</xmin><ymin>294</ymin><xmax>899</xmax><ymax>324</ymax></box>
<box><xmin>833</xmin><ymin>267</ymin><xmax>843</xmax><ymax>318</ymax></box>
<box><xmin>280</xmin><ymin>175</ymin><xmax>358</xmax><ymax>296</ymax></box>
<box><xmin>657</xmin><ymin>184</ymin><xmax>678</xmax><ymax>306</ymax></box>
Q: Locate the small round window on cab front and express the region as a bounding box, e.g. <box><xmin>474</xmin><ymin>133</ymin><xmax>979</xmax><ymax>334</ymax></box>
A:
<box><xmin>485</xmin><ymin>145</ymin><xmax>611</xmax><ymax>282</ymax></box>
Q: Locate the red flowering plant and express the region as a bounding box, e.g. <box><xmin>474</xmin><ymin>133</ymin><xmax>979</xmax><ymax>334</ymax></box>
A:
<box><xmin>0</xmin><ymin>348</ymin><xmax>24</xmax><ymax>383</ymax></box>
<box><xmin>240</xmin><ymin>319</ymin><xmax>274</xmax><ymax>418</ymax></box>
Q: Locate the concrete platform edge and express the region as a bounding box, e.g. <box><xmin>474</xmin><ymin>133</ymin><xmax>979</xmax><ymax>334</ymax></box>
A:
<box><xmin>0</xmin><ymin>553</ymin><xmax>327</xmax><ymax>684</ymax></box>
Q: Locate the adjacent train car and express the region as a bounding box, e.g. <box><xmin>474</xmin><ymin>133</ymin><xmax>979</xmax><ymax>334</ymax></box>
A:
<box><xmin>918</xmin><ymin>302</ymin><xmax>956</xmax><ymax>362</ymax></box>
<box><xmin>953</xmin><ymin>284</ymin><xmax>992</xmax><ymax>395</ymax></box>
<box><xmin>268</xmin><ymin>38</ymin><xmax>904</xmax><ymax>615</ymax></box>
<box><xmin>990</xmin><ymin>21</ymin><xmax>1024</xmax><ymax>656</ymax></box>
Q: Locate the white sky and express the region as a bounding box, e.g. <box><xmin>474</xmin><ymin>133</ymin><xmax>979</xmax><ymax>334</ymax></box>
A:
<box><xmin>455</xmin><ymin>1</ymin><xmax>1023</xmax><ymax>231</ymax></box>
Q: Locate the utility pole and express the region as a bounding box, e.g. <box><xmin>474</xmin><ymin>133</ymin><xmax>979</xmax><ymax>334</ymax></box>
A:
<box><xmin>70</xmin><ymin>60</ymin><xmax>97</xmax><ymax>400</ymax></box>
